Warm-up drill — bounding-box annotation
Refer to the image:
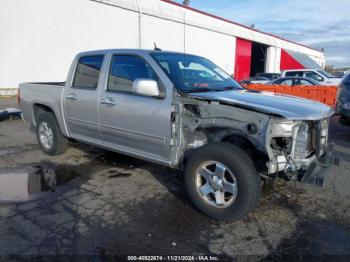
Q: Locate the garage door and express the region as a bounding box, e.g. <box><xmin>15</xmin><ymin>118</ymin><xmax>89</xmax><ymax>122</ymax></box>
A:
<box><xmin>234</xmin><ymin>38</ymin><xmax>252</xmax><ymax>81</ymax></box>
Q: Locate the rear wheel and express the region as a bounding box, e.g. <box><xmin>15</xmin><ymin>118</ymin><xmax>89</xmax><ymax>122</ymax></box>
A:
<box><xmin>185</xmin><ymin>143</ymin><xmax>261</xmax><ymax>221</ymax></box>
<box><xmin>36</xmin><ymin>112</ymin><xmax>68</xmax><ymax>155</ymax></box>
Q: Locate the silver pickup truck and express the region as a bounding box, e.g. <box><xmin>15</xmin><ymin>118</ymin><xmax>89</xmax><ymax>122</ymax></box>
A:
<box><xmin>19</xmin><ymin>49</ymin><xmax>337</xmax><ymax>221</ymax></box>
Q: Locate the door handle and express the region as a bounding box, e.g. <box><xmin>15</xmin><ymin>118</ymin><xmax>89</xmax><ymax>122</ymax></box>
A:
<box><xmin>66</xmin><ymin>94</ymin><xmax>77</xmax><ymax>101</ymax></box>
<box><xmin>101</xmin><ymin>98</ymin><xmax>117</xmax><ymax>106</ymax></box>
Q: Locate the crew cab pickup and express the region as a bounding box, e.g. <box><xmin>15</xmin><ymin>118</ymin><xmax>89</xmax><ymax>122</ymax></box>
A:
<box><xmin>19</xmin><ymin>49</ymin><xmax>338</xmax><ymax>221</ymax></box>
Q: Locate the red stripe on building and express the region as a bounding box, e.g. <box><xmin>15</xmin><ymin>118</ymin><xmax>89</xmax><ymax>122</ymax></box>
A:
<box><xmin>280</xmin><ymin>49</ymin><xmax>305</xmax><ymax>71</ymax></box>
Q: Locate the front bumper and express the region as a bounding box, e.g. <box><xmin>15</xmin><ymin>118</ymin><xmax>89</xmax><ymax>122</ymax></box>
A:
<box><xmin>298</xmin><ymin>147</ymin><xmax>341</xmax><ymax>187</ymax></box>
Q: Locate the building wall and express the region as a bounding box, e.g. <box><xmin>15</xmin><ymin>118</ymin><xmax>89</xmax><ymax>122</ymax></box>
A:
<box><xmin>141</xmin><ymin>15</ymin><xmax>185</xmax><ymax>52</ymax></box>
<box><xmin>0</xmin><ymin>0</ymin><xmax>140</xmax><ymax>87</ymax></box>
<box><xmin>266</xmin><ymin>47</ymin><xmax>281</xmax><ymax>73</ymax></box>
<box><xmin>0</xmin><ymin>0</ymin><xmax>325</xmax><ymax>88</ymax></box>
<box><xmin>185</xmin><ymin>25</ymin><xmax>236</xmax><ymax>75</ymax></box>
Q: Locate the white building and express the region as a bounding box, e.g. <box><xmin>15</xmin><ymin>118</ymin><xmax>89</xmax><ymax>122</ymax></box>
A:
<box><xmin>0</xmin><ymin>0</ymin><xmax>325</xmax><ymax>89</ymax></box>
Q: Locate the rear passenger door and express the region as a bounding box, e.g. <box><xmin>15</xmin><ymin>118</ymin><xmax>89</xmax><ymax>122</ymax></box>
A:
<box><xmin>98</xmin><ymin>53</ymin><xmax>172</xmax><ymax>163</ymax></box>
<box><xmin>63</xmin><ymin>55</ymin><xmax>106</xmax><ymax>144</ymax></box>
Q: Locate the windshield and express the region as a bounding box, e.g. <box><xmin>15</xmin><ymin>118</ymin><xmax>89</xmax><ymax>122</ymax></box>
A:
<box><xmin>317</xmin><ymin>70</ymin><xmax>335</xmax><ymax>78</ymax></box>
<box><xmin>151</xmin><ymin>52</ymin><xmax>243</xmax><ymax>93</ymax></box>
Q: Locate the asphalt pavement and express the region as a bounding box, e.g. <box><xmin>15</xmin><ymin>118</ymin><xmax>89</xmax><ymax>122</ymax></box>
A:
<box><xmin>0</xmin><ymin>97</ymin><xmax>349</xmax><ymax>261</ymax></box>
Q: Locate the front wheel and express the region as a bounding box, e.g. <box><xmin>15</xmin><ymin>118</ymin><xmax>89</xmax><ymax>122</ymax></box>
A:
<box><xmin>185</xmin><ymin>143</ymin><xmax>261</xmax><ymax>221</ymax></box>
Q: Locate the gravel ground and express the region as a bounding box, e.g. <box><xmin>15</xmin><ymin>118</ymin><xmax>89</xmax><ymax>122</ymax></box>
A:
<box><xmin>0</xmin><ymin>97</ymin><xmax>350</xmax><ymax>261</ymax></box>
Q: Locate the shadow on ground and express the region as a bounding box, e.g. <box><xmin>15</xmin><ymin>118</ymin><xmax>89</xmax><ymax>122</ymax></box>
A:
<box><xmin>0</xmin><ymin>116</ymin><xmax>350</xmax><ymax>260</ymax></box>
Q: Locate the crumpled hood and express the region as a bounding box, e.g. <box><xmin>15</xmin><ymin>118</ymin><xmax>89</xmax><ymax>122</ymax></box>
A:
<box><xmin>189</xmin><ymin>89</ymin><xmax>335</xmax><ymax>120</ymax></box>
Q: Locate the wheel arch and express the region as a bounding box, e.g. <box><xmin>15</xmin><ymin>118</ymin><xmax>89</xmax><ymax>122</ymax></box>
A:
<box><xmin>33</xmin><ymin>103</ymin><xmax>68</xmax><ymax>137</ymax></box>
<box><xmin>33</xmin><ymin>103</ymin><xmax>53</xmax><ymax>125</ymax></box>
<box><xmin>221</xmin><ymin>133</ymin><xmax>268</xmax><ymax>173</ymax></box>
<box><xmin>182</xmin><ymin>128</ymin><xmax>268</xmax><ymax>173</ymax></box>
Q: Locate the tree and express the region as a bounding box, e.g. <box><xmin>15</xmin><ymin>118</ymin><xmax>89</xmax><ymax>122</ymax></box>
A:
<box><xmin>324</xmin><ymin>65</ymin><xmax>334</xmax><ymax>73</ymax></box>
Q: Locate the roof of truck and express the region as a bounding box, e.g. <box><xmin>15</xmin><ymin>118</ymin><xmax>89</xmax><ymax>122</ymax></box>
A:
<box><xmin>77</xmin><ymin>49</ymin><xmax>185</xmax><ymax>55</ymax></box>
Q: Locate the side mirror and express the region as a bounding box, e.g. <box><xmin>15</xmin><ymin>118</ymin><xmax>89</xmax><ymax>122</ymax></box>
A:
<box><xmin>133</xmin><ymin>78</ymin><xmax>160</xmax><ymax>97</ymax></box>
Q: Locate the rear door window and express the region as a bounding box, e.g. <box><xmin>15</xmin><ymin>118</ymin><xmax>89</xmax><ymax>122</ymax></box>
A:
<box><xmin>72</xmin><ymin>55</ymin><xmax>104</xmax><ymax>89</ymax></box>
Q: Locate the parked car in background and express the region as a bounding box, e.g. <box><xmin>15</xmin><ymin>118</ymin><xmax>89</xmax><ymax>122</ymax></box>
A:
<box><xmin>336</xmin><ymin>73</ymin><xmax>350</xmax><ymax>125</ymax></box>
<box><xmin>281</xmin><ymin>69</ymin><xmax>342</xmax><ymax>86</ymax></box>
<box><xmin>333</xmin><ymin>71</ymin><xmax>349</xmax><ymax>78</ymax></box>
<box><xmin>255</xmin><ymin>73</ymin><xmax>280</xmax><ymax>80</ymax></box>
<box><xmin>239</xmin><ymin>76</ymin><xmax>270</xmax><ymax>85</ymax></box>
<box><xmin>268</xmin><ymin>77</ymin><xmax>319</xmax><ymax>86</ymax></box>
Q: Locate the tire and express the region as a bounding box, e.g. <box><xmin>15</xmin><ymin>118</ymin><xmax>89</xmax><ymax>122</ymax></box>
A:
<box><xmin>36</xmin><ymin>112</ymin><xmax>68</xmax><ymax>156</ymax></box>
<box><xmin>184</xmin><ymin>143</ymin><xmax>261</xmax><ymax>221</ymax></box>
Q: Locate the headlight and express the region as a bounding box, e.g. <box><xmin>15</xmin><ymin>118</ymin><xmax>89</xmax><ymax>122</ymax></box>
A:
<box><xmin>269</xmin><ymin>120</ymin><xmax>299</xmax><ymax>155</ymax></box>
<box><xmin>271</xmin><ymin>137</ymin><xmax>293</xmax><ymax>154</ymax></box>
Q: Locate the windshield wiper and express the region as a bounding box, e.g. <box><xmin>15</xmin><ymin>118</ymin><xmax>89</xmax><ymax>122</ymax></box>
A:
<box><xmin>221</xmin><ymin>86</ymin><xmax>244</xmax><ymax>91</ymax></box>
<box><xmin>185</xmin><ymin>88</ymin><xmax>215</xmax><ymax>93</ymax></box>
<box><xmin>185</xmin><ymin>85</ymin><xmax>243</xmax><ymax>93</ymax></box>
<box><xmin>222</xmin><ymin>86</ymin><xmax>237</xmax><ymax>90</ymax></box>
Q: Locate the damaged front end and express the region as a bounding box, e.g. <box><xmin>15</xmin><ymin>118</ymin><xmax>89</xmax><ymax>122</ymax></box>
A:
<box><xmin>169</xmin><ymin>90</ymin><xmax>339</xmax><ymax>188</ymax></box>
<box><xmin>266</xmin><ymin>118</ymin><xmax>340</xmax><ymax>187</ymax></box>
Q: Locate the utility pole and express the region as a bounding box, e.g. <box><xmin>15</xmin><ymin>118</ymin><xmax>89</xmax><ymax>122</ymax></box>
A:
<box><xmin>182</xmin><ymin>0</ymin><xmax>190</xmax><ymax>6</ymax></box>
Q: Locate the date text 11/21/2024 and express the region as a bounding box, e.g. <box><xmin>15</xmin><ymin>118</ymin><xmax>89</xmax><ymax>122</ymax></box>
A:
<box><xmin>127</xmin><ymin>255</ymin><xmax>220</xmax><ymax>261</ymax></box>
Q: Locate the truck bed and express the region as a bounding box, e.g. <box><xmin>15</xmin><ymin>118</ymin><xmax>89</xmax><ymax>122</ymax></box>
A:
<box><xmin>19</xmin><ymin>82</ymin><xmax>68</xmax><ymax>136</ymax></box>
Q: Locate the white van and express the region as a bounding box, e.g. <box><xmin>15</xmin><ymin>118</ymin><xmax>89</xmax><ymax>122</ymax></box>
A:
<box><xmin>281</xmin><ymin>69</ymin><xmax>342</xmax><ymax>86</ymax></box>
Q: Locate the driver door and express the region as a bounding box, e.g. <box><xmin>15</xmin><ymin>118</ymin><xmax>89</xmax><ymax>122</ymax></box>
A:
<box><xmin>98</xmin><ymin>53</ymin><xmax>172</xmax><ymax>163</ymax></box>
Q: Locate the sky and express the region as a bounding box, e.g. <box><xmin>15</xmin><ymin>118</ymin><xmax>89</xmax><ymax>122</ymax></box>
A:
<box><xmin>173</xmin><ymin>0</ymin><xmax>350</xmax><ymax>67</ymax></box>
